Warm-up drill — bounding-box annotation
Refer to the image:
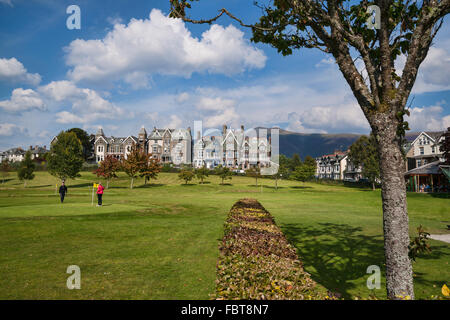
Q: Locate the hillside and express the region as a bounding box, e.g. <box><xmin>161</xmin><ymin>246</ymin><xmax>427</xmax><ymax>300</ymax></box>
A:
<box><xmin>278</xmin><ymin>129</ymin><xmax>361</xmax><ymax>159</ymax></box>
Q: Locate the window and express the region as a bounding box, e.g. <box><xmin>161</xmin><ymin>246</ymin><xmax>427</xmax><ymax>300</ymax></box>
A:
<box><xmin>153</xmin><ymin>146</ymin><xmax>158</xmax><ymax>153</ymax></box>
<box><xmin>417</xmin><ymin>159</ymin><xmax>422</xmax><ymax>167</ymax></box>
<box><xmin>419</xmin><ymin>147</ymin><xmax>424</xmax><ymax>155</ymax></box>
<box><xmin>97</xmin><ymin>145</ymin><xmax>103</xmax><ymax>152</ymax></box>
<box><xmin>432</xmin><ymin>146</ymin><xmax>435</xmax><ymax>153</ymax></box>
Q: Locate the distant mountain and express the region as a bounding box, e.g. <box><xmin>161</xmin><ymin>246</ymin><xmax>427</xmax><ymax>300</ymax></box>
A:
<box><xmin>275</xmin><ymin>129</ymin><xmax>435</xmax><ymax>159</ymax></box>
<box><xmin>277</xmin><ymin>129</ymin><xmax>361</xmax><ymax>159</ymax></box>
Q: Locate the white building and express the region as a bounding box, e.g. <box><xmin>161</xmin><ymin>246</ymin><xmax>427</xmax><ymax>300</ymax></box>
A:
<box><xmin>0</xmin><ymin>147</ymin><xmax>26</xmax><ymax>163</ymax></box>
<box><xmin>405</xmin><ymin>131</ymin><xmax>444</xmax><ymax>170</ymax></box>
<box><xmin>93</xmin><ymin>126</ymin><xmax>192</xmax><ymax>165</ymax></box>
<box><xmin>192</xmin><ymin>125</ymin><xmax>272</xmax><ymax>171</ymax></box>
<box><xmin>315</xmin><ymin>151</ymin><xmax>348</xmax><ymax>180</ymax></box>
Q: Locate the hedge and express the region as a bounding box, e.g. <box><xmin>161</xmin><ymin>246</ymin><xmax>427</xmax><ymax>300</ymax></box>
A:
<box><xmin>212</xmin><ymin>198</ymin><xmax>328</xmax><ymax>300</ymax></box>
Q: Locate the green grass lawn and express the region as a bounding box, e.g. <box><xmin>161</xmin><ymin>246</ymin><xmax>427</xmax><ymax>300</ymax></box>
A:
<box><xmin>0</xmin><ymin>171</ymin><xmax>448</xmax><ymax>299</ymax></box>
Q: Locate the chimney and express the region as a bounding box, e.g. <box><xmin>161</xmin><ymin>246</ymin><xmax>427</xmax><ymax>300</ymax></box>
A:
<box><xmin>241</xmin><ymin>125</ymin><xmax>244</xmax><ymax>132</ymax></box>
<box><xmin>222</xmin><ymin>124</ymin><xmax>227</xmax><ymax>135</ymax></box>
<box><xmin>29</xmin><ymin>145</ymin><xmax>32</xmax><ymax>150</ymax></box>
<box><xmin>196</xmin><ymin>131</ymin><xmax>201</xmax><ymax>141</ymax></box>
<box><xmin>44</xmin><ymin>145</ymin><xmax>47</xmax><ymax>150</ymax></box>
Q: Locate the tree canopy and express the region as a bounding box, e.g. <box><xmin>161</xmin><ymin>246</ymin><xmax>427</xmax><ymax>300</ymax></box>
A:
<box><xmin>94</xmin><ymin>155</ymin><xmax>121</xmax><ymax>188</ymax></box>
<box><xmin>17</xmin><ymin>151</ymin><xmax>35</xmax><ymax>187</ymax></box>
<box><xmin>195</xmin><ymin>166</ymin><xmax>210</xmax><ymax>184</ymax></box>
<box><xmin>348</xmin><ymin>133</ymin><xmax>380</xmax><ymax>190</ymax></box>
<box><xmin>179</xmin><ymin>169</ymin><xmax>195</xmax><ymax>184</ymax></box>
<box><xmin>440</xmin><ymin>127</ymin><xmax>450</xmax><ymax>165</ymax></box>
<box><xmin>67</xmin><ymin>128</ymin><xmax>92</xmax><ymax>161</ymax></box>
<box><xmin>48</xmin><ymin>131</ymin><xmax>84</xmax><ymax>181</ymax></box>
<box><xmin>215</xmin><ymin>165</ymin><xmax>233</xmax><ymax>184</ymax></box>
<box><xmin>121</xmin><ymin>144</ymin><xmax>147</xmax><ymax>189</ymax></box>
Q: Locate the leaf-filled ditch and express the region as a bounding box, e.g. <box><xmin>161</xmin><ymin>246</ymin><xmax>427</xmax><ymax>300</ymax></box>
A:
<box><xmin>212</xmin><ymin>198</ymin><xmax>328</xmax><ymax>300</ymax></box>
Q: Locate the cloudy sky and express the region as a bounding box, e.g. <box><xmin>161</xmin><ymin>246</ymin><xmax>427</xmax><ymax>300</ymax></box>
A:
<box><xmin>0</xmin><ymin>0</ymin><xmax>449</xmax><ymax>150</ymax></box>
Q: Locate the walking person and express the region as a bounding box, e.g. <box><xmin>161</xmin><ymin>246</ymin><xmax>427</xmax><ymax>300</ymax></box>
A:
<box><xmin>59</xmin><ymin>181</ymin><xmax>68</xmax><ymax>203</ymax></box>
<box><xmin>96</xmin><ymin>182</ymin><xmax>104</xmax><ymax>206</ymax></box>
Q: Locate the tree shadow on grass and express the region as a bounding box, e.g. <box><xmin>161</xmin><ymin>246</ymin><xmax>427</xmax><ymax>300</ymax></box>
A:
<box><xmin>69</xmin><ymin>182</ymin><xmax>92</xmax><ymax>188</ymax></box>
<box><xmin>281</xmin><ymin>222</ymin><xmax>385</xmax><ymax>299</ymax></box>
<box><xmin>290</xmin><ymin>186</ymin><xmax>313</xmax><ymax>189</ymax></box>
<box><xmin>27</xmin><ymin>184</ymin><xmax>52</xmax><ymax>188</ymax></box>
<box><xmin>264</xmin><ymin>186</ymin><xmax>286</xmax><ymax>190</ymax></box>
<box><xmin>136</xmin><ymin>183</ymin><xmax>166</xmax><ymax>188</ymax></box>
<box><xmin>429</xmin><ymin>193</ymin><xmax>450</xmax><ymax>199</ymax></box>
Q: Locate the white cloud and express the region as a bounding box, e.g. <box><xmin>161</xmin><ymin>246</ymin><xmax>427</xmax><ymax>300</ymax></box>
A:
<box><xmin>39</xmin><ymin>80</ymin><xmax>125</xmax><ymax>123</ymax></box>
<box><xmin>0</xmin><ymin>57</ymin><xmax>41</xmax><ymax>86</ymax></box>
<box><xmin>203</xmin><ymin>108</ymin><xmax>239</xmax><ymax>128</ymax></box>
<box><xmin>65</xmin><ymin>9</ymin><xmax>266</xmax><ymax>87</ymax></box>
<box><xmin>176</xmin><ymin>92</ymin><xmax>190</xmax><ymax>103</ymax></box>
<box><xmin>0</xmin><ymin>88</ymin><xmax>45</xmax><ymax>112</ymax></box>
<box><xmin>285</xmin><ymin>103</ymin><xmax>369</xmax><ymax>133</ymax></box>
<box><xmin>55</xmin><ymin>111</ymin><xmax>84</xmax><ymax>124</ymax></box>
<box><xmin>0</xmin><ymin>0</ymin><xmax>13</xmax><ymax>7</ymax></box>
<box><xmin>165</xmin><ymin>115</ymin><xmax>183</xmax><ymax>129</ymax></box>
<box><xmin>0</xmin><ymin>123</ymin><xmax>22</xmax><ymax>136</ymax></box>
<box><xmin>123</xmin><ymin>71</ymin><xmax>151</xmax><ymax>90</ymax></box>
<box><xmin>38</xmin><ymin>80</ymin><xmax>81</xmax><ymax>101</ymax></box>
<box><xmin>407</xmin><ymin>103</ymin><xmax>450</xmax><ymax>132</ymax></box>
<box><xmin>196</xmin><ymin>97</ymin><xmax>235</xmax><ymax>111</ymax></box>
<box><xmin>411</xmin><ymin>46</ymin><xmax>450</xmax><ymax>94</ymax></box>
<box><xmin>106</xmin><ymin>16</ymin><xmax>123</xmax><ymax>25</ymax></box>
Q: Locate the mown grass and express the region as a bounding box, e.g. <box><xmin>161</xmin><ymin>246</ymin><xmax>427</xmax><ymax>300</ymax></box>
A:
<box><xmin>0</xmin><ymin>171</ymin><xmax>448</xmax><ymax>299</ymax></box>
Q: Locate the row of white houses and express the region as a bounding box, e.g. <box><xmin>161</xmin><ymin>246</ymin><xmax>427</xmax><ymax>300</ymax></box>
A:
<box><xmin>0</xmin><ymin>145</ymin><xmax>49</xmax><ymax>163</ymax></box>
<box><xmin>314</xmin><ymin>130</ymin><xmax>446</xmax><ymax>182</ymax></box>
<box><xmin>92</xmin><ymin>125</ymin><xmax>273</xmax><ymax>170</ymax></box>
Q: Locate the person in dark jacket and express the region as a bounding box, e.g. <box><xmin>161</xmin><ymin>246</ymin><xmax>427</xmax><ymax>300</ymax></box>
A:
<box><xmin>59</xmin><ymin>181</ymin><xmax>68</xmax><ymax>203</ymax></box>
<box><xmin>96</xmin><ymin>182</ymin><xmax>104</xmax><ymax>206</ymax></box>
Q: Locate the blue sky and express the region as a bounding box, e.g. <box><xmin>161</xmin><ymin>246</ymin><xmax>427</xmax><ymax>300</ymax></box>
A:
<box><xmin>0</xmin><ymin>0</ymin><xmax>449</xmax><ymax>150</ymax></box>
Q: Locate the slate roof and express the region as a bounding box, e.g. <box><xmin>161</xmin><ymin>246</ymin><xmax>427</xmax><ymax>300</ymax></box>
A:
<box><xmin>3</xmin><ymin>147</ymin><xmax>26</xmax><ymax>155</ymax></box>
<box><xmin>405</xmin><ymin>161</ymin><xmax>442</xmax><ymax>175</ymax></box>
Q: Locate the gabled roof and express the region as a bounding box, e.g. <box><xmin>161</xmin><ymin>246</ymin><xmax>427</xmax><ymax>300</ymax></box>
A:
<box><xmin>410</xmin><ymin>131</ymin><xmax>443</xmax><ymax>146</ymax></box>
<box><xmin>172</xmin><ymin>128</ymin><xmax>191</xmax><ymax>139</ymax></box>
<box><xmin>3</xmin><ymin>147</ymin><xmax>26</xmax><ymax>155</ymax></box>
<box><xmin>94</xmin><ymin>135</ymin><xmax>108</xmax><ymax>144</ymax></box>
<box><xmin>222</xmin><ymin>129</ymin><xmax>239</xmax><ymax>146</ymax></box>
<box><xmin>123</xmin><ymin>136</ymin><xmax>138</xmax><ymax>144</ymax></box>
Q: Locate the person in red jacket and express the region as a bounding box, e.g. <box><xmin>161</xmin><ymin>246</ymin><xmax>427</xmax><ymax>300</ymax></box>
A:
<box><xmin>96</xmin><ymin>182</ymin><xmax>104</xmax><ymax>206</ymax></box>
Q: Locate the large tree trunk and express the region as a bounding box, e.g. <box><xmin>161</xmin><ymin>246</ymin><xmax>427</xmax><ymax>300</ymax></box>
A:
<box><xmin>372</xmin><ymin>113</ymin><xmax>414</xmax><ymax>300</ymax></box>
